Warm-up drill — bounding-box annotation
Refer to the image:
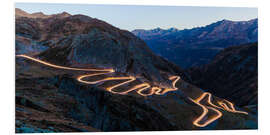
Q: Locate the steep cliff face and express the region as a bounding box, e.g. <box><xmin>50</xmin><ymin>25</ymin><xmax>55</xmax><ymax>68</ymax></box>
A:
<box><xmin>186</xmin><ymin>42</ymin><xmax>258</xmax><ymax>108</ymax></box>
<box><xmin>132</xmin><ymin>19</ymin><xmax>258</xmax><ymax>68</ymax></box>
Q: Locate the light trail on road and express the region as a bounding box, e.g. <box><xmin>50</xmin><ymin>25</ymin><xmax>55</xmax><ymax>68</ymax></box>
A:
<box><xmin>16</xmin><ymin>54</ymin><xmax>248</xmax><ymax>128</ymax></box>
<box><xmin>16</xmin><ymin>54</ymin><xmax>114</xmax><ymax>72</ymax></box>
<box><xmin>189</xmin><ymin>95</ymin><xmax>222</xmax><ymax>127</ymax></box>
<box><xmin>217</xmin><ymin>100</ymin><xmax>248</xmax><ymax>115</ymax></box>
<box><xmin>189</xmin><ymin>92</ymin><xmax>248</xmax><ymax>127</ymax></box>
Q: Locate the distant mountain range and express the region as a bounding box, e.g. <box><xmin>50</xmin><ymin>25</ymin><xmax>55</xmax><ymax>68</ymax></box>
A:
<box><xmin>132</xmin><ymin>19</ymin><xmax>258</xmax><ymax>68</ymax></box>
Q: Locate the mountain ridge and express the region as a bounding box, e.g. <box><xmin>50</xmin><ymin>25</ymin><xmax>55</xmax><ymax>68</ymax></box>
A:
<box><xmin>15</xmin><ymin>8</ymin><xmax>71</xmax><ymax>19</ymax></box>
<box><xmin>133</xmin><ymin>18</ymin><xmax>258</xmax><ymax>34</ymax></box>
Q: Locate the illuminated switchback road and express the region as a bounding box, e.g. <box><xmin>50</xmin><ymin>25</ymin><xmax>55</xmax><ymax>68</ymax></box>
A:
<box><xmin>189</xmin><ymin>92</ymin><xmax>247</xmax><ymax>127</ymax></box>
<box><xmin>16</xmin><ymin>54</ymin><xmax>248</xmax><ymax>128</ymax></box>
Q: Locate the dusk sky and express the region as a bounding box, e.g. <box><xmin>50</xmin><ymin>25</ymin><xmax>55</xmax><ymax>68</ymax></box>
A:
<box><xmin>15</xmin><ymin>3</ymin><xmax>258</xmax><ymax>31</ymax></box>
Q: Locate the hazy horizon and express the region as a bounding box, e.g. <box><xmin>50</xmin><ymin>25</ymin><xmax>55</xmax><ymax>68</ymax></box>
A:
<box><xmin>15</xmin><ymin>3</ymin><xmax>258</xmax><ymax>31</ymax></box>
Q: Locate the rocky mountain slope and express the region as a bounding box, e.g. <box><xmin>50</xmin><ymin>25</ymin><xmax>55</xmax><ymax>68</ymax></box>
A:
<box><xmin>16</xmin><ymin>9</ymin><xmax>257</xmax><ymax>133</ymax></box>
<box><xmin>16</xmin><ymin>9</ymin><xmax>185</xmax><ymax>87</ymax></box>
<box><xmin>15</xmin><ymin>8</ymin><xmax>71</xmax><ymax>55</ymax></box>
<box><xmin>185</xmin><ymin>42</ymin><xmax>258</xmax><ymax>109</ymax></box>
<box><xmin>132</xmin><ymin>19</ymin><xmax>258</xmax><ymax>68</ymax></box>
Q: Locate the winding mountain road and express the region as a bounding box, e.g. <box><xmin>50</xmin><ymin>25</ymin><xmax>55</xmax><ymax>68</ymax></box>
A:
<box><xmin>189</xmin><ymin>92</ymin><xmax>247</xmax><ymax>127</ymax></box>
<box><xmin>16</xmin><ymin>54</ymin><xmax>248</xmax><ymax>128</ymax></box>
